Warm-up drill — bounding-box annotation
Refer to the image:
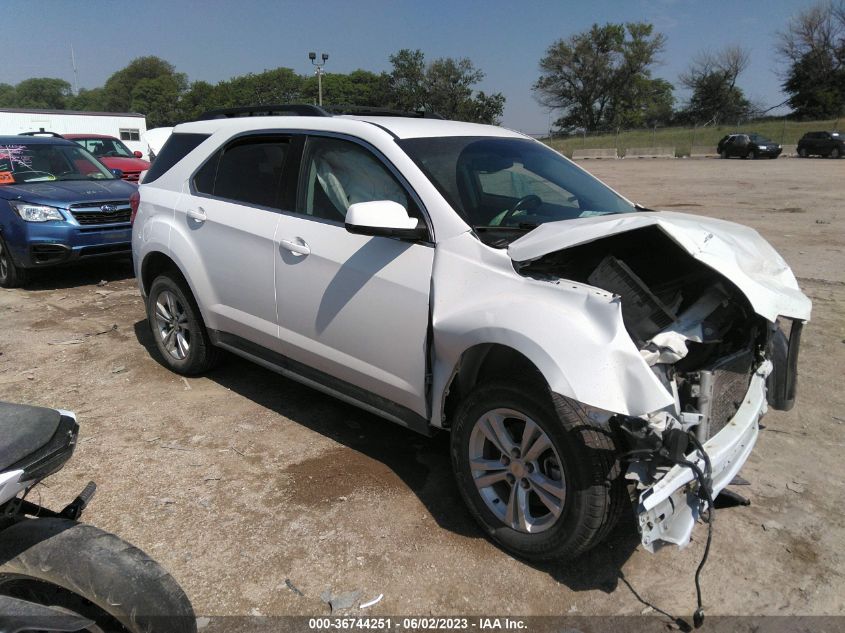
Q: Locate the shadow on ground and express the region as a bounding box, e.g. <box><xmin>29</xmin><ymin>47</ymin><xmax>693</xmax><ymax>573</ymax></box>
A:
<box><xmin>20</xmin><ymin>257</ymin><xmax>134</xmax><ymax>291</ymax></box>
<box><xmin>134</xmin><ymin>320</ymin><xmax>644</xmax><ymax>597</ymax></box>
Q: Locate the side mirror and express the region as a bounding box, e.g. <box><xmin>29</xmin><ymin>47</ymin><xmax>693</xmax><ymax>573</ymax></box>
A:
<box><xmin>133</xmin><ymin>150</ymin><xmax>143</xmax><ymax>158</ymax></box>
<box><xmin>344</xmin><ymin>200</ymin><xmax>428</xmax><ymax>240</ymax></box>
<box><xmin>110</xmin><ymin>168</ymin><xmax>124</xmax><ymax>179</ymax></box>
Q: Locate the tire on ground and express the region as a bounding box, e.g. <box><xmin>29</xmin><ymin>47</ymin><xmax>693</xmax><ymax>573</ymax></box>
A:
<box><xmin>0</xmin><ymin>235</ymin><xmax>28</xmax><ymax>288</ymax></box>
<box><xmin>147</xmin><ymin>273</ymin><xmax>222</xmax><ymax>375</ymax></box>
<box><xmin>0</xmin><ymin>518</ymin><xmax>196</xmax><ymax>633</ymax></box>
<box><xmin>450</xmin><ymin>380</ymin><xmax>625</xmax><ymax>561</ymax></box>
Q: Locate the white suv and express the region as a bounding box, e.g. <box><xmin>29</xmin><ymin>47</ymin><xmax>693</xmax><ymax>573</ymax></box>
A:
<box><xmin>132</xmin><ymin>106</ymin><xmax>811</xmax><ymax>561</ymax></box>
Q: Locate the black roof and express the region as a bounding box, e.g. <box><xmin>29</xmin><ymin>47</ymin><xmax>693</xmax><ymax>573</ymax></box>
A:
<box><xmin>0</xmin><ymin>135</ymin><xmax>76</xmax><ymax>145</ymax></box>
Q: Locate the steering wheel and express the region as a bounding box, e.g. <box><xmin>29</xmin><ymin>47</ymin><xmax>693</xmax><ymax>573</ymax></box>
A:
<box><xmin>499</xmin><ymin>194</ymin><xmax>542</xmax><ymax>226</ymax></box>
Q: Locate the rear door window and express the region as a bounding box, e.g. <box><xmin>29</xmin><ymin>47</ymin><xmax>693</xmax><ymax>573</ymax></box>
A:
<box><xmin>143</xmin><ymin>133</ymin><xmax>209</xmax><ymax>184</ymax></box>
<box><xmin>193</xmin><ymin>136</ymin><xmax>291</xmax><ymax>210</ymax></box>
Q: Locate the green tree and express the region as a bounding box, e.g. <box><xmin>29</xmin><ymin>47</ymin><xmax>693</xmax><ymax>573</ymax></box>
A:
<box><xmin>534</xmin><ymin>23</ymin><xmax>667</xmax><ymax>131</ymax></box>
<box><xmin>68</xmin><ymin>87</ymin><xmax>106</xmax><ymax>111</ymax></box>
<box><xmin>778</xmin><ymin>1</ymin><xmax>845</xmax><ymax>118</ymax></box>
<box><xmin>605</xmin><ymin>76</ymin><xmax>675</xmax><ymax>128</ymax></box>
<box><xmin>13</xmin><ymin>78</ymin><xmax>72</xmax><ymax>109</ymax></box>
<box><xmin>388</xmin><ymin>49</ymin><xmax>427</xmax><ymax>112</ymax></box>
<box><xmin>679</xmin><ymin>46</ymin><xmax>752</xmax><ymax>124</ymax></box>
<box><xmin>0</xmin><ymin>83</ymin><xmax>15</xmax><ymax>107</ymax></box>
<box><xmin>387</xmin><ymin>49</ymin><xmax>505</xmax><ymax>123</ymax></box>
<box><xmin>302</xmin><ymin>70</ymin><xmax>392</xmax><ymax>106</ymax></box>
<box><xmin>213</xmin><ymin>67</ymin><xmax>303</xmax><ymax>108</ymax></box>
<box><xmin>130</xmin><ymin>75</ymin><xmax>186</xmax><ymax>127</ymax></box>
<box><xmin>102</xmin><ymin>56</ymin><xmax>187</xmax><ymax>112</ymax></box>
<box><xmin>179</xmin><ymin>80</ymin><xmax>220</xmax><ymax>121</ymax></box>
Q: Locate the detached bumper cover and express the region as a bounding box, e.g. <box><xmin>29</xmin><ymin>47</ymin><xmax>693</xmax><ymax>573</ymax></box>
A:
<box><xmin>637</xmin><ymin>360</ymin><xmax>772</xmax><ymax>551</ymax></box>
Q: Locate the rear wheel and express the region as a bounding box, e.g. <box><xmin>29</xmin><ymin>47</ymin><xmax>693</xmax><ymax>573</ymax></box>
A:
<box><xmin>719</xmin><ymin>150</ymin><xmax>728</xmax><ymax>159</ymax></box>
<box><xmin>0</xmin><ymin>236</ymin><xmax>27</xmax><ymax>288</ymax></box>
<box><xmin>147</xmin><ymin>273</ymin><xmax>222</xmax><ymax>374</ymax></box>
<box><xmin>0</xmin><ymin>519</ymin><xmax>196</xmax><ymax>633</ymax></box>
<box><xmin>450</xmin><ymin>381</ymin><xmax>624</xmax><ymax>560</ymax></box>
<box><xmin>798</xmin><ymin>147</ymin><xmax>808</xmax><ymax>157</ymax></box>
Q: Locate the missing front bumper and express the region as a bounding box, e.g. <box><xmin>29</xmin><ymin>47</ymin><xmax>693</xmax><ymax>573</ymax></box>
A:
<box><xmin>636</xmin><ymin>360</ymin><xmax>772</xmax><ymax>552</ymax></box>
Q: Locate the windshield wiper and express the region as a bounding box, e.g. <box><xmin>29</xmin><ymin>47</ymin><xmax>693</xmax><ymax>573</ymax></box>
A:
<box><xmin>474</xmin><ymin>222</ymin><xmax>539</xmax><ymax>232</ymax></box>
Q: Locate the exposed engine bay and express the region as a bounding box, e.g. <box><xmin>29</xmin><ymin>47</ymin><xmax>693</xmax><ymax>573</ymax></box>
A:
<box><xmin>515</xmin><ymin>226</ymin><xmax>801</xmax><ymax>504</ymax></box>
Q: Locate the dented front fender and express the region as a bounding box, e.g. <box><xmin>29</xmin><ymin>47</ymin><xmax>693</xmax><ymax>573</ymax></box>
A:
<box><xmin>430</xmin><ymin>233</ymin><xmax>674</xmax><ymax>426</ymax></box>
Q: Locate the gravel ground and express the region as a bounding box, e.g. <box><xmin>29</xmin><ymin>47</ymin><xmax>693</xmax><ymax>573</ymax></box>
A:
<box><xmin>0</xmin><ymin>157</ymin><xmax>843</xmax><ymax>622</ymax></box>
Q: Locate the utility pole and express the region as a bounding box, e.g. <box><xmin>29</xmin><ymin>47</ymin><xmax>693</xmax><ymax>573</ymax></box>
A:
<box><xmin>70</xmin><ymin>43</ymin><xmax>79</xmax><ymax>95</ymax></box>
<box><xmin>308</xmin><ymin>51</ymin><xmax>329</xmax><ymax>106</ymax></box>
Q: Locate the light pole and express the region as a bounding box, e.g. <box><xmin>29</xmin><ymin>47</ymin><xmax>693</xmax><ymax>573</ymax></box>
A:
<box><xmin>309</xmin><ymin>51</ymin><xmax>329</xmax><ymax>106</ymax></box>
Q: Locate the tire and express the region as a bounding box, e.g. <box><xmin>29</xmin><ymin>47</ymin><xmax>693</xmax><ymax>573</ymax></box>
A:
<box><xmin>751</xmin><ymin>149</ymin><xmax>759</xmax><ymax>160</ymax></box>
<box><xmin>0</xmin><ymin>235</ymin><xmax>28</xmax><ymax>288</ymax></box>
<box><xmin>450</xmin><ymin>381</ymin><xmax>625</xmax><ymax>561</ymax></box>
<box><xmin>719</xmin><ymin>150</ymin><xmax>728</xmax><ymax>159</ymax></box>
<box><xmin>147</xmin><ymin>273</ymin><xmax>222</xmax><ymax>375</ymax></box>
<box><xmin>831</xmin><ymin>147</ymin><xmax>841</xmax><ymax>159</ymax></box>
<box><xmin>0</xmin><ymin>518</ymin><xmax>196</xmax><ymax>633</ymax></box>
<box><xmin>798</xmin><ymin>147</ymin><xmax>808</xmax><ymax>158</ymax></box>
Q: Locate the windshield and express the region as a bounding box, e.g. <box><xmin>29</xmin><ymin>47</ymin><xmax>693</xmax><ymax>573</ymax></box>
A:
<box><xmin>750</xmin><ymin>135</ymin><xmax>774</xmax><ymax>144</ymax></box>
<box><xmin>0</xmin><ymin>143</ymin><xmax>115</xmax><ymax>184</ymax></box>
<box><xmin>398</xmin><ymin>137</ymin><xmax>634</xmax><ymax>244</ymax></box>
<box><xmin>73</xmin><ymin>137</ymin><xmax>134</xmax><ymax>158</ymax></box>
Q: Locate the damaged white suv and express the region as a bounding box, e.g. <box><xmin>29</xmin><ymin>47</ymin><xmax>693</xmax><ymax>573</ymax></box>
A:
<box><xmin>132</xmin><ymin>106</ymin><xmax>811</xmax><ymax>560</ymax></box>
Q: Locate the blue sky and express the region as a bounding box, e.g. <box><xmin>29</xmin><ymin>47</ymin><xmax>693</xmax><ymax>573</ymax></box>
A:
<box><xmin>5</xmin><ymin>0</ymin><xmax>814</xmax><ymax>132</ymax></box>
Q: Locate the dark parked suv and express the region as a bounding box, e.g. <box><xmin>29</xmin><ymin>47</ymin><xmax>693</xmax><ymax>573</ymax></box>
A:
<box><xmin>717</xmin><ymin>133</ymin><xmax>782</xmax><ymax>159</ymax></box>
<box><xmin>797</xmin><ymin>131</ymin><xmax>844</xmax><ymax>158</ymax></box>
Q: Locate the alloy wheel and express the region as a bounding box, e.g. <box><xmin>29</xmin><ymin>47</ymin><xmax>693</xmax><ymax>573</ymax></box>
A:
<box><xmin>468</xmin><ymin>408</ymin><xmax>566</xmax><ymax>533</ymax></box>
<box><xmin>153</xmin><ymin>290</ymin><xmax>191</xmax><ymax>360</ymax></box>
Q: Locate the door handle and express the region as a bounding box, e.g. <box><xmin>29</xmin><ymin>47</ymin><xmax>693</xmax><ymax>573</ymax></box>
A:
<box><xmin>187</xmin><ymin>207</ymin><xmax>206</xmax><ymax>223</ymax></box>
<box><xmin>279</xmin><ymin>238</ymin><xmax>311</xmax><ymax>257</ymax></box>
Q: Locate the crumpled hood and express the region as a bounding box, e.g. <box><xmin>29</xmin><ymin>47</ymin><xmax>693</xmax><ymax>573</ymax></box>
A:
<box><xmin>508</xmin><ymin>211</ymin><xmax>811</xmax><ymax>323</ymax></box>
<box><xmin>0</xmin><ymin>179</ymin><xmax>136</xmax><ymax>207</ymax></box>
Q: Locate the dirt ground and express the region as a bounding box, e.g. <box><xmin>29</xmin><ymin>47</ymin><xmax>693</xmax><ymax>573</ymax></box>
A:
<box><xmin>0</xmin><ymin>157</ymin><xmax>843</xmax><ymax>622</ymax></box>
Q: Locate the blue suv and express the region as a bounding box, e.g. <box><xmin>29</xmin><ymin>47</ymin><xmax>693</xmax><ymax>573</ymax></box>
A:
<box><xmin>0</xmin><ymin>135</ymin><xmax>137</xmax><ymax>287</ymax></box>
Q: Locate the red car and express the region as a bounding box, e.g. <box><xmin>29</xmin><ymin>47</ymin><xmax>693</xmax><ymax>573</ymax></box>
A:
<box><xmin>64</xmin><ymin>134</ymin><xmax>150</xmax><ymax>182</ymax></box>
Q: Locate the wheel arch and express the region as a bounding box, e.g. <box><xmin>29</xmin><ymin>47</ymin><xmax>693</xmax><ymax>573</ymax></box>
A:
<box><xmin>139</xmin><ymin>244</ymin><xmax>216</xmax><ymax>330</ymax></box>
<box><xmin>440</xmin><ymin>343</ymin><xmax>548</xmax><ymax>428</ymax></box>
<box><xmin>140</xmin><ymin>250</ymin><xmax>181</xmax><ymax>296</ymax></box>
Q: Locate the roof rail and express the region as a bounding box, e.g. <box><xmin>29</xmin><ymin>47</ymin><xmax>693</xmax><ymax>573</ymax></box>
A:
<box><xmin>19</xmin><ymin>130</ymin><xmax>65</xmax><ymax>138</ymax></box>
<box><xmin>324</xmin><ymin>105</ymin><xmax>444</xmax><ymax>119</ymax></box>
<box><xmin>196</xmin><ymin>104</ymin><xmax>330</xmax><ymax>120</ymax></box>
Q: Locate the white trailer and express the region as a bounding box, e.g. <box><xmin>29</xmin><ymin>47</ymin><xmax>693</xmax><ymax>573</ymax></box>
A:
<box><xmin>0</xmin><ymin>108</ymin><xmax>148</xmax><ymax>159</ymax></box>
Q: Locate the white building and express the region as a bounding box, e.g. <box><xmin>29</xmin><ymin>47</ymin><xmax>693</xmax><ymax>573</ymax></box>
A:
<box><xmin>0</xmin><ymin>108</ymin><xmax>148</xmax><ymax>159</ymax></box>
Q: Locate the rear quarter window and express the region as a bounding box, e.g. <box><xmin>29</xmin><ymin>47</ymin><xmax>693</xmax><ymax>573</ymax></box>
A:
<box><xmin>142</xmin><ymin>133</ymin><xmax>209</xmax><ymax>184</ymax></box>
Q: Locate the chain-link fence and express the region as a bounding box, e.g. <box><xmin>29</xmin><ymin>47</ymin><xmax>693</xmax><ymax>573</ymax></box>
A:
<box><xmin>535</xmin><ymin>118</ymin><xmax>841</xmax><ymax>158</ymax></box>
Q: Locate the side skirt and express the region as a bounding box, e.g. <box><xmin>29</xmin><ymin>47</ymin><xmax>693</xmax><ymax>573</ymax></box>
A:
<box><xmin>208</xmin><ymin>330</ymin><xmax>434</xmax><ymax>437</ymax></box>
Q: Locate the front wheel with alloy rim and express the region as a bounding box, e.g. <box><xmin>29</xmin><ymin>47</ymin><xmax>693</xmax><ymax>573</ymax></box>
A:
<box><xmin>450</xmin><ymin>381</ymin><xmax>625</xmax><ymax>560</ymax></box>
<box><xmin>0</xmin><ymin>236</ymin><xmax>27</xmax><ymax>288</ymax></box>
<box><xmin>831</xmin><ymin>147</ymin><xmax>841</xmax><ymax>158</ymax></box>
<box><xmin>147</xmin><ymin>274</ymin><xmax>222</xmax><ymax>375</ymax></box>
